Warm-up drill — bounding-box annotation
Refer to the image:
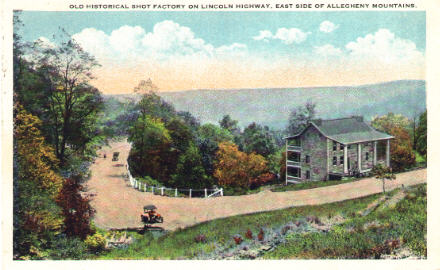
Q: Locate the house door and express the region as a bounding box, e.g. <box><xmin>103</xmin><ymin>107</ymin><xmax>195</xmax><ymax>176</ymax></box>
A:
<box><xmin>347</xmin><ymin>157</ymin><xmax>351</xmax><ymax>170</ymax></box>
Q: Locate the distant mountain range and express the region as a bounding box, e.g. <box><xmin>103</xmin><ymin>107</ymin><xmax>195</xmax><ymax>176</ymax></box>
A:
<box><xmin>105</xmin><ymin>80</ymin><xmax>426</xmax><ymax>130</ymax></box>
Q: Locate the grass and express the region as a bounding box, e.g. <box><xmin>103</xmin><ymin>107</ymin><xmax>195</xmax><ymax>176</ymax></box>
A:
<box><xmin>96</xmin><ymin>184</ymin><xmax>426</xmax><ymax>260</ymax></box>
<box><xmin>264</xmin><ymin>184</ymin><xmax>427</xmax><ymax>259</ymax></box>
<box><xmin>270</xmin><ymin>177</ymin><xmax>360</xmax><ymax>192</ymax></box>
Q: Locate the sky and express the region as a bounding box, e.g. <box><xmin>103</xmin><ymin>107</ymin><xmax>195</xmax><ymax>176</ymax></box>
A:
<box><xmin>17</xmin><ymin>11</ymin><xmax>426</xmax><ymax>94</ymax></box>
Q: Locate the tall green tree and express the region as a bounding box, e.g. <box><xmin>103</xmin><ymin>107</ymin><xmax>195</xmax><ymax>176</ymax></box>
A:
<box><xmin>219</xmin><ymin>114</ymin><xmax>240</xmax><ymax>134</ymax></box>
<box><xmin>170</xmin><ymin>143</ymin><xmax>209</xmax><ymax>189</ymax></box>
<box><xmin>286</xmin><ymin>101</ymin><xmax>316</xmax><ymax>135</ymax></box>
<box><xmin>241</xmin><ymin>122</ymin><xmax>276</xmax><ymax>157</ymax></box>
<box><xmin>31</xmin><ymin>31</ymin><xmax>103</xmax><ymax>163</ymax></box>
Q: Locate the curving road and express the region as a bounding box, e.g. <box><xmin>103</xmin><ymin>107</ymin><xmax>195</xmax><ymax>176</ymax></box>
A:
<box><xmin>85</xmin><ymin>139</ymin><xmax>427</xmax><ymax>231</ymax></box>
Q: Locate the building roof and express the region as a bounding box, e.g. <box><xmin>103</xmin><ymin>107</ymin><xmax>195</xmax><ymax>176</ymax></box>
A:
<box><xmin>285</xmin><ymin>116</ymin><xmax>394</xmax><ymax>144</ymax></box>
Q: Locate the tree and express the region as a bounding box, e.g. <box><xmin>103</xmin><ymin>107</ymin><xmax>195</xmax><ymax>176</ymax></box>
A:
<box><xmin>371</xmin><ymin>113</ymin><xmax>412</xmax><ymax>135</ymax></box>
<box><xmin>128</xmin><ymin>116</ymin><xmax>173</xmax><ymax>181</ymax></box>
<box><xmin>241</xmin><ymin>122</ymin><xmax>276</xmax><ymax>157</ymax></box>
<box><xmin>415</xmin><ymin>111</ymin><xmax>427</xmax><ymax>158</ymax></box>
<box><xmin>136</xmin><ymin>91</ymin><xmax>176</xmax><ymax>122</ymax></box>
<box><xmin>30</xmin><ymin>30</ymin><xmax>103</xmax><ymax>164</ymax></box>
<box><xmin>166</xmin><ymin>118</ymin><xmax>194</xmax><ymax>153</ymax></box>
<box><xmin>177</xmin><ymin>111</ymin><xmax>200</xmax><ymax>130</ymax></box>
<box><xmin>195</xmin><ymin>123</ymin><xmax>233</xmax><ymax>177</ymax></box>
<box><xmin>170</xmin><ymin>143</ymin><xmax>209</xmax><ymax>189</ymax></box>
<box><xmin>372</xmin><ymin>164</ymin><xmax>396</xmax><ymax>194</ymax></box>
<box><xmin>372</xmin><ymin>114</ymin><xmax>416</xmax><ymax>171</ymax></box>
<box><xmin>286</xmin><ymin>101</ymin><xmax>316</xmax><ymax>135</ymax></box>
<box><xmin>13</xmin><ymin>104</ymin><xmax>64</xmax><ymax>257</ymax></box>
<box><xmin>56</xmin><ymin>177</ymin><xmax>95</xmax><ymax>240</ymax></box>
<box><xmin>219</xmin><ymin>115</ymin><xmax>240</xmax><ymax>134</ymax></box>
<box><xmin>214</xmin><ymin>142</ymin><xmax>268</xmax><ymax>189</ymax></box>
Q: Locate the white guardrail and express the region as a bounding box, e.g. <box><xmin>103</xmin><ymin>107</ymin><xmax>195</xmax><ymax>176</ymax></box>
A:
<box><xmin>126</xmin><ymin>164</ymin><xmax>223</xmax><ymax>198</ymax></box>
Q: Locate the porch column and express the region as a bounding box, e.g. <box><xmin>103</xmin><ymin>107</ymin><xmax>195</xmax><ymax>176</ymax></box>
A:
<box><xmin>373</xmin><ymin>141</ymin><xmax>377</xmax><ymax>166</ymax></box>
<box><xmin>358</xmin><ymin>143</ymin><xmax>362</xmax><ymax>172</ymax></box>
<box><xmin>343</xmin><ymin>145</ymin><xmax>348</xmax><ymax>174</ymax></box>
<box><xmin>386</xmin><ymin>139</ymin><xmax>390</xmax><ymax>167</ymax></box>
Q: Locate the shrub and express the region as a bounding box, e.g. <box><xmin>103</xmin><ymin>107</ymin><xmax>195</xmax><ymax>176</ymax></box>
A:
<box><xmin>233</xmin><ymin>235</ymin><xmax>243</xmax><ymax>245</ymax></box>
<box><xmin>194</xmin><ymin>234</ymin><xmax>207</xmax><ymax>243</ymax></box>
<box><xmin>249</xmin><ymin>173</ymin><xmax>276</xmax><ymax>189</ymax></box>
<box><xmin>85</xmin><ymin>232</ymin><xmax>106</xmax><ymax>252</ymax></box>
<box><xmin>245</xmin><ymin>229</ymin><xmax>253</xmax><ymax>239</ymax></box>
<box><xmin>258</xmin><ymin>229</ymin><xmax>264</xmax><ymax>241</ymax></box>
<box><xmin>48</xmin><ymin>235</ymin><xmax>88</xmax><ymax>260</ymax></box>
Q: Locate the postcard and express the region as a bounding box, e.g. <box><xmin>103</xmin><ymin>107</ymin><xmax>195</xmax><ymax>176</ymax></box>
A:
<box><xmin>1</xmin><ymin>0</ymin><xmax>439</xmax><ymax>269</ymax></box>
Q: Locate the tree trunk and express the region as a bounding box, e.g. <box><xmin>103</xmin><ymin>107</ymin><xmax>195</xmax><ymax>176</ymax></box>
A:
<box><xmin>382</xmin><ymin>178</ymin><xmax>386</xmax><ymax>194</ymax></box>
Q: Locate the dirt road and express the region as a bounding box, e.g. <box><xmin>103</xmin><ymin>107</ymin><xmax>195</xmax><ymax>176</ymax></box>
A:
<box><xmin>86</xmin><ymin>139</ymin><xmax>427</xmax><ymax>231</ymax></box>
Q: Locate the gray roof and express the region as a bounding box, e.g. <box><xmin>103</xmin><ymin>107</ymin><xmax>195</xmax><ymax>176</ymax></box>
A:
<box><xmin>286</xmin><ymin>116</ymin><xmax>394</xmax><ymax>144</ymax></box>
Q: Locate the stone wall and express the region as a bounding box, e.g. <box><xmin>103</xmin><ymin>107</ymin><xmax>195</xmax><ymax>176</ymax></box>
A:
<box><xmin>299</xmin><ymin>125</ymin><xmax>328</xmax><ymax>181</ymax></box>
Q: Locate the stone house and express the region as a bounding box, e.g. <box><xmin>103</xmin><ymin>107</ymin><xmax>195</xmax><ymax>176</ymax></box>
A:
<box><xmin>284</xmin><ymin>116</ymin><xmax>394</xmax><ymax>183</ymax></box>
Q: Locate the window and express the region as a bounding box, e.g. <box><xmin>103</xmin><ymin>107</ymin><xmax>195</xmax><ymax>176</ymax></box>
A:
<box><xmin>306</xmin><ymin>170</ymin><xmax>311</xmax><ymax>179</ymax></box>
<box><xmin>306</xmin><ymin>155</ymin><xmax>310</xmax><ymax>164</ymax></box>
<box><xmin>333</xmin><ymin>141</ymin><xmax>337</xmax><ymax>151</ymax></box>
<box><xmin>333</xmin><ymin>156</ymin><xmax>337</xmax><ymax>166</ymax></box>
<box><xmin>287</xmin><ymin>167</ymin><xmax>301</xmax><ymax>178</ymax></box>
<box><xmin>348</xmin><ymin>145</ymin><xmax>351</xmax><ymax>149</ymax></box>
<box><xmin>339</xmin><ymin>143</ymin><xmax>344</xmax><ymax>151</ymax></box>
<box><xmin>340</xmin><ymin>155</ymin><xmax>344</xmax><ymax>165</ymax></box>
<box><xmin>366</xmin><ymin>152</ymin><xmax>369</xmax><ymax>161</ymax></box>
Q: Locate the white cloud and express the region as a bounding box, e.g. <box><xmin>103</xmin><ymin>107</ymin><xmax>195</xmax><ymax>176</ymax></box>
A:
<box><xmin>319</xmin><ymin>21</ymin><xmax>339</xmax><ymax>33</ymax></box>
<box><xmin>253</xmin><ymin>28</ymin><xmax>310</xmax><ymax>45</ymax></box>
<box><xmin>253</xmin><ymin>30</ymin><xmax>273</xmax><ymax>42</ymax></box>
<box><xmin>314</xmin><ymin>44</ymin><xmax>342</xmax><ymax>57</ymax></box>
<box><xmin>274</xmin><ymin>28</ymin><xmax>310</xmax><ymax>44</ymax></box>
<box><xmin>72</xmin><ymin>21</ymin><xmax>246</xmax><ymax>62</ymax></box>
<box><xmin>345</xmin><ymin>28</ymin><xmax>423</xmax><ymax>64</ymax></box>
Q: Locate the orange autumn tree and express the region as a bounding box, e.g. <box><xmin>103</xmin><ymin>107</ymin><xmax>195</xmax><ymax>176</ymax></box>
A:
<box><xmin>214</xmin><ymin>141</ymin><xmax>268</xmax><ymax>189</ymax></box>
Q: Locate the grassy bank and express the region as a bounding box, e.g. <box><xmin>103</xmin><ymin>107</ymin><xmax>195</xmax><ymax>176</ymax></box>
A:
<box><xmin>96</xmin><ymin>183</ymin><xmax>426</xmax><ymax>259</ymax></box>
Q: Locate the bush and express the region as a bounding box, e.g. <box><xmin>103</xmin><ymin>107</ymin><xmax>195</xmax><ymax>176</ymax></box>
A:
<box><xmin>137</xmin><ymin>175</ymin><xmax>162</xmax><ymax>187</ymax></box>
<box><xmin>245</xmin><ymin>229</ymin><xmax>253</xmax><ymax>239</ymax></box>
<box><xmin>194</xmin><ymin>234</ymin><xmax>207</xmax><ymax>243</ymax></box>
<box><xmin>233</xmin><ymin>235</ymin><xmax>243</xmax><ymax>245</ymax></box>
<box><xmin>48</xmin><ymin>235</ymin><xmax>88</xmax><ymax>260</ymax></box>
<box><xmin>85</xmin><ymin>232</ymin><xmax>106</xmax><ymax>252</ymax></box>
<box><xmin>249</xmin><ymin>173</ymin><xmax>276</xmax><ymax>189</ymax></box>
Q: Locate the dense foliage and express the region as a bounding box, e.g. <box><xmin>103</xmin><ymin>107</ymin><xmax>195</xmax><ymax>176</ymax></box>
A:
<box><xmin>127</xmin><ymin>92</ymin><xmax>282</xmax><ymax>192</ymax></box>
<box><xmin>13</xmin><ymin>12</ymin><xmax>102</xmax><ymax>259</ymax></box>
<box><xmin>371</xmin><ymin>113</ymin><xmax>424</xmax><ymax>171</ymax></box>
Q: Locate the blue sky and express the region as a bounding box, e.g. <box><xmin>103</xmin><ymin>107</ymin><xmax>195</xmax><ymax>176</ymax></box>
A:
<box><xmin>17</xmin><ymin>11</ymin><xmax>426</xmax><ymax>93</ymax></box>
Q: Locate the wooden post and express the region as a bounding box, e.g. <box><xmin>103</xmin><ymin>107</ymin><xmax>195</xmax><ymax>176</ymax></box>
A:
<box><xmin>204</xmin><ymin>188</ymin><xmax>207</xmax><ymax>198</ymax></box>
<box><xmin>175</xmin><ymin>188</ymin><xmax>178</xmax><ymax>197</ymax></box>
<box><xmin>220</xmin><ymin>188</ymin><xmax>223</xmax><ymax>196</ymax></box>
<box><xmin>189</xmin><ymin>189</ymin><xmax>192</xmax><ymax>198</ymax></box>
<box><xmin>358</xmin><ymin>143</ymin><xmax>362</xmax><ymax>172</ymax></box>
<box><xmin>161</xmin><ymin>187</ymin><xmax>164</xmax><ymax>196</ymax></box>
<box><xmin>152</xmin><ymin>186</ymin><xmax>154</xmax><ymax>194</ymax></box>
